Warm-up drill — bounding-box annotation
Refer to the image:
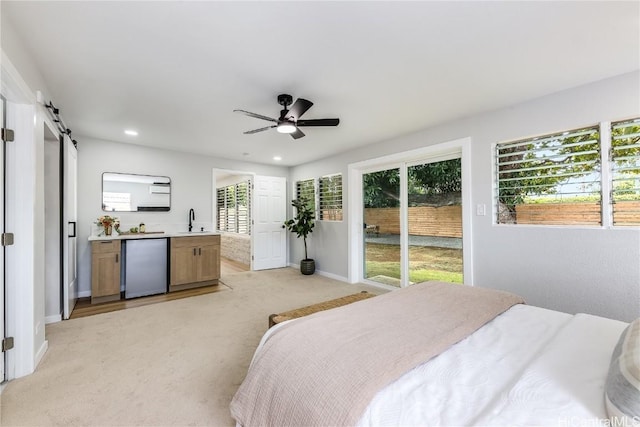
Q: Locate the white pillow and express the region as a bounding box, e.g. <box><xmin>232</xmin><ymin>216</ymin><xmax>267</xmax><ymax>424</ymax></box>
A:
<box><xmin>605</xmin><ymin>317</ymin><xmax>640</xmax><ymax>426</ymax></box>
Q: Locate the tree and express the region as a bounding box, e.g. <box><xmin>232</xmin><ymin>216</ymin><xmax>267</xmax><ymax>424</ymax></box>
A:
<box><xmin>283</xmin><ymin>198</ymin><xmax>315</xmax><ymax>260</ymax></box>
<box><xmin>611</xmin><ymin>121</ymin><xmax>640</xmax><ymax>201</ymax></box>
<box><xmin>363</xmin><ymin>158</ymin><xmax>462</xmax><ymax>208</ymax></box>
<box><xmin>497</xmin><ymin>127</ymin><xmax>601</xmax><ymax>215</ymax></box>
<box><xmin>363</xmin><ymin>169</ymin><xmax>400</xmax><ymax>208</ymax></box>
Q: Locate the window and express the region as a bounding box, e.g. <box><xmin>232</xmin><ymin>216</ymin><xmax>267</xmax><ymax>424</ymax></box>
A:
<box><xmin>319</xmin><ymin>174</ymin><xmax>343</xmax><ymax>221</ymax></box>
<box><xmin>103</xmin><ymin>192</ymin><xmax>131</xmax><ymax>212</ymax></box>
<box><xmin>611</xmin><ymin>118</ymin><xmax>640</xmax><ymax>226</ymax></box>
<box><xmin>296</xmin><ymin>179</ymin><xmax>316</xmax><ymax>212</ymax></box>
<box><xmin>216</xmin><ymin>180</ymin><xmax>251</xmax><ymax>234</ymax></box>
<box><xmin>496</xmin><ymin>125</ymin><xmax>601</xmax><ymax>225</ymax></box>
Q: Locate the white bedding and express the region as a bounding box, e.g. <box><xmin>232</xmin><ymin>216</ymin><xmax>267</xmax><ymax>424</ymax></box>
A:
<box><xmin>256</xmin><ymin>304</ymin><xmax>627</xmax><ymax>426</ymax></box>
<box><xmin>357</xmin><ymin>305</ymin><xmax>627</xmax><ymax>426</ymax></box>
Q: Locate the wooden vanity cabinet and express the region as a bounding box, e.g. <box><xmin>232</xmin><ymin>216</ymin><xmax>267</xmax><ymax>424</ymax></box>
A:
<box><xmin>91</xmin><ymin>240</ymin><xmax>121</xmax><ymax>304</ymax></box>
<box><xmin>170</xmin><ymin>235</ymin><xmax>220</xmax><ymax>291</ymax></box>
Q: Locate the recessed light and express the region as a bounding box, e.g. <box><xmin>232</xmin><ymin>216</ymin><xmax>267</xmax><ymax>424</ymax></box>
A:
<box><xmin>124</xmin><ymin>129</ymin><xmax>138</xmax><ymax>136</ymax></box>
<box><xmin>273</xmin><ymin>156</ymin><xmax>282</xmax><ymax>161</ymax></box>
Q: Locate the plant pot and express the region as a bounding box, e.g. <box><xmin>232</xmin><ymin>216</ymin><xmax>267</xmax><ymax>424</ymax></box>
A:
<box><xmin>300</xmin><ymin>259</ymin><xmax>315</xmax><ymax>275</ymax></box>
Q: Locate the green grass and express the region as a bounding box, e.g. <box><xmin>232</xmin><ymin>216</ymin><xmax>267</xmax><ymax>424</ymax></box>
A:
<box><xmin>365</xmin><ymin>243</ymin><xmax>463</xmax><ymax>285</ymax></box>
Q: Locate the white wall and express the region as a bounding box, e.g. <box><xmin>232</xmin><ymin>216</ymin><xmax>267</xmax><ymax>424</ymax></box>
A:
<box><xmin>77</xmin><ymin>138</ymin><xmax>288</xmax><ymax>295</ymax></box>
<box><xmin>290</xmin><ymin>71</ymin><xmax>640</xmax><ymax>322</ymax></box>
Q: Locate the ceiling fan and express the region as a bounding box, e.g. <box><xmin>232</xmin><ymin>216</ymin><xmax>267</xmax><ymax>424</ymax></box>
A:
<box><xmin>234</xmin><ymin>94</ymin><xmax>340</xmax><ymax>140</ymax></box>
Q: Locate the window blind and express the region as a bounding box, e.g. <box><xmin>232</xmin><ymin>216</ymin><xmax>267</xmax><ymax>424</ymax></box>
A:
<box><xmin>237</xmin><ymin>181</ymin><xmax>251</xmax><ymax>234</ymax></box>
<box><xmin>296</xmin><ymin>179</ymin><xmax>316</xmax><ymax>212</ymax></box>
<box><xmin>611</xmin><ymin>118</ymin><xmax>640</xmax><ymax>226</ymax></box>
<box><xmin>319</xmin><ymin>174</ymin><xmax>343</xmax><ymax>221</ymax></box>
<box><xmin>496</xmin><ymin>125</ymin><xmax>601</xmax><ymax>225</ymax></box>
<box><xmin>216</xmin><ymin>180</ymin><xmax>251</xmax><ymax>234</ymax></box>
<box><xmin>216</xmin><ymin>188</ymin><xmax>226</xmax><ymax>231</ymax></box>
<box><xmin>225</xmin><ymin>186</ymin><xmax>237</xmax><ymax>231</ymax></box>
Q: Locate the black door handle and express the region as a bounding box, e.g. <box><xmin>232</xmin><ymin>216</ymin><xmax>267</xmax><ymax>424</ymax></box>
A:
<box><xmin>68</xmin><ymin>221</ymin><xmax>76</xmax><ymax>237</ymax></box>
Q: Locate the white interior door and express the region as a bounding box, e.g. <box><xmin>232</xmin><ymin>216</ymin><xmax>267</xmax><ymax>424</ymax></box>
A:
<box><xmin>62</xmin><ymin>135</ymin><xmax>77</xmax><ymax>319</ymax></box>
<box><xmin>252</xmin><ymin>175</ymin><xmax>287</xmax><ymax>270</ymax></box>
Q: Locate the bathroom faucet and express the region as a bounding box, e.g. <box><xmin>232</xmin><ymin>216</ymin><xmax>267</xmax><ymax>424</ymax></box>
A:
<box><xmin>188</xmin><ymin>208</ymin><xmax>195</xmax><ymax>232</ymax></box>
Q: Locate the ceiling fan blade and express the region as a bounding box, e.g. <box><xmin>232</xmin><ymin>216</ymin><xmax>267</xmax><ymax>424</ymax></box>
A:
<box><xmin>297</xmin><ymin>118</ymin><xmax>340</xmax><ymax>127</ymax></box>
<box><xmin>285</xmin><ymin>98</ymin><xmax>313</xmax><ymax>121</ymax></box>
<box><xmin>234</xmin><ymin>109</ymin><xmax>277</xmax><ymax>123</ymax></box>
<box><xmin>290</xmin><ymin>128</ymin><xmax>306</xmax><ymax>140</ymax></box>
<box><xmin>244</xmin><ymin>125</ymin><xmax>276</xmax><ymax>135</ymax></box>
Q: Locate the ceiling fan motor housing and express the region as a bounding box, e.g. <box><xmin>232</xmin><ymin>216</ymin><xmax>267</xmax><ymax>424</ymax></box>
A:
<box><xmin>277</xmin><ymin>94</ymin><xmax>293</xmax><ymax>107</ymax></box>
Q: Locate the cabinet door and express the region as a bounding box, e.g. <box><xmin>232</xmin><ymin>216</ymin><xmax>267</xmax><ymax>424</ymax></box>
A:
<box><xmin>171</xmin><ymin>245</ymin><xmax>198</xmax><ymax>286</ymax></box>
<box><xmin>91</xmin><ymin>252</ymin><xmax>120</xmax><ymax>297</ymax></box>
<box><xmin>198</xmin><ymin>244</ymin><xmax>220</xmax><ymax>281</ymax></box>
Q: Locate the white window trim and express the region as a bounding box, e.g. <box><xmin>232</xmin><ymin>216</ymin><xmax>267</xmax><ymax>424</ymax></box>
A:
<box><xmin>347</xmin><ymin>137</ymin><xmax>473</xmax><ymax>287</ymax></box>
<box><xmin>492</xmin><ymin>119</ymin><xmax>639</xmax><ymax>230</ymax></box>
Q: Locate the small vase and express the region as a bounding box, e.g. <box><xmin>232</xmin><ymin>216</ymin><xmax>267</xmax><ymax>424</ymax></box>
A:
<box><xmin>105</xmin><ymin>225</ymin><xmax>112</xmax><ymax>236</ymax></box>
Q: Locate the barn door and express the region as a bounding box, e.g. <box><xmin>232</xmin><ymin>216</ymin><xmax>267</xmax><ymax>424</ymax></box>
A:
<box><xmin>62</xmin><ymin>135</ymin><xmax>78</xmax><ymax>319</ymax></box>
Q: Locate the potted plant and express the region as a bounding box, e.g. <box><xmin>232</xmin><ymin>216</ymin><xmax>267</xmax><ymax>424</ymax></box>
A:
<box><xmin>283</xmin><ymin>198</ymin><xmax>316</xmax><ymax>275</ymax></box>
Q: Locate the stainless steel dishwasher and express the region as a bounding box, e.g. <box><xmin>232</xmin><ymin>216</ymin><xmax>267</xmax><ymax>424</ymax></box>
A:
<box><xmin>122</xmin><ymin>238</ymin><xmax>168</xmax><ymax>299</ymax></box>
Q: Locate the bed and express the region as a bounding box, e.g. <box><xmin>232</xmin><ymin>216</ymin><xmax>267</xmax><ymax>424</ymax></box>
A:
<box><xmin>230</xmin><ymin>281</ymin><xmax>639</xmax><ymax>426</ymax></box>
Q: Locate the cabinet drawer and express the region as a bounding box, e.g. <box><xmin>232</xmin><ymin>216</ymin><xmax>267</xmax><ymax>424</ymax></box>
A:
<box><xmin>91</xmin><ymin>239</ymin><xmax>121</xmax><ymax>254</ymax></box>
<box><xmin>171</xmin><ymin>235</ymin><xmax>220</xmax><ymax>248</ymax></box>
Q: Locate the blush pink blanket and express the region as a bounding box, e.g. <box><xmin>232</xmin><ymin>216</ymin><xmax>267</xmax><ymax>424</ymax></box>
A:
<box><xmin>230</xmin><ymin>281</ymin><xmax>524</xmax><ymax>426</ymax></box>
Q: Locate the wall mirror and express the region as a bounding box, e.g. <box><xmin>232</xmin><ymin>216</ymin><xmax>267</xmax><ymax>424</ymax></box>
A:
<box><xmin>102</xmin><ymin>172</ymin><xmax>171</xmax><ymax>212</ymax></box>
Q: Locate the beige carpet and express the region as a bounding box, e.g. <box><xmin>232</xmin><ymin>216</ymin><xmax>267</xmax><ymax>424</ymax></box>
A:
<box><xmin>0</xmin><ymin>268</ymin><xmax>382</xmax><ymax>426</ymax></box>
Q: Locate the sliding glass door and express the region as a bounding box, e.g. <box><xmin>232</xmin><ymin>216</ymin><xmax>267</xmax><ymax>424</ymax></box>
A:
<box><xmin>363</xmin><ymin>168</ymin><xmax>401</xmax><ymax>287</ymax></box>
<box><xmin>362</xmin><ymin>156</ymin><xmax>463</xmax><ymax>288</ymax></box>
<box><xmin>407</xmin><ymin>158</ymin><xmax>463</xmax><ymax>285</ymax></box>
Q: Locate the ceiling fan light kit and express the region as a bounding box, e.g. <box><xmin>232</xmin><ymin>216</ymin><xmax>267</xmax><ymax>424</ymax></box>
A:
<box><xmin>276</xmin><ymin>122</ymin><xmax>297</xmax><ymax>134</ymax></box>
<box><xmin>234</xmin><ymin>94</ymin><xmax>340</xmax><ymax>140</ymax></box>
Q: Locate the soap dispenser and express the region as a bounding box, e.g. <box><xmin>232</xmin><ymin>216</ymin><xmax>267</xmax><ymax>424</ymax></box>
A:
<box><xmin>139</xmin><ymin>222</ymin><xmax>146</xmax><ymax>233</ymax></box>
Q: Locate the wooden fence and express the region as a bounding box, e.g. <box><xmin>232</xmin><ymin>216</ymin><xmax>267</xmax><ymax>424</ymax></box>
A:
<box><xmin>365</xmin><ymin>206</ymin><xmax>462</xmax><ymax>238</ymax></box>
<box><xmin>514</xmin><ymin>203</ymin><xmax>600</xmax><ymax>225</ymax></box>
<box><xmin>365</xmin><ymin>201</ymin><xmax>640</xmax><ymax>237</ymax></box>
<box><xmin>516</xmin><ymin>201</ymin><xmax>640</xmax><ymax>226</ymax></box>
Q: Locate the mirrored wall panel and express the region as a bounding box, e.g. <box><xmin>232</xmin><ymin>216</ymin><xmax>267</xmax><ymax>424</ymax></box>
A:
<box><xmin>102</xmin><ymin>172</ymin><xmax>171</xmax><ymax>212</ymax></box>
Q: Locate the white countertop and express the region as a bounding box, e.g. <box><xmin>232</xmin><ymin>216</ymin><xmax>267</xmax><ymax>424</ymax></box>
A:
<box><xmin>88</xmin><ymin>231</ymin><xmax>220</xmax><ymax>241</ymax></box>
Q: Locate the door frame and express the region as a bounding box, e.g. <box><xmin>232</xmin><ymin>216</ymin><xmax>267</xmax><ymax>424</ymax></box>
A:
<box><xmin>1</xmin><ymin>97</ymin><xmax>5</xmax><ymax>384</ymax></box>
<box><xmin>347</xmin><ymin>137</ymin><xmax>474</xmax><ymax>286</ymax></box>
<box><xmin>211</xmin><ymin>169</ymin><xmax>288</xmax><ymax>271</ymax></box>
<box><xmin>212</xmin><ymin>169</ymin><xmax>256</xmax><ymax>270</ymax></box>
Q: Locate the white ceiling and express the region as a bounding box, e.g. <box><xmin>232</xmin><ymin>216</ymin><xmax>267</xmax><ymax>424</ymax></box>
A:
<box><xmin>2</xmin><ymin>1</ymin><xmax>639</xmax><ymax>166</ymax></box>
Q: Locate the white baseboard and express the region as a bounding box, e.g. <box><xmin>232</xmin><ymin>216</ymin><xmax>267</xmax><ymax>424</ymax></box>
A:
<box><xmin>288</xmin><ymin>263</ymin><xmax>349</xmax><ymax>283</ymax></box>
<box><xmin>78</xmin><ymin>290</ymin><xmax>91</xmax><ymax>298</ymax></box>
<box><xmin>34</xmin><ymin>340</ymin><xmax>48</xmax><ymax>369</ymax></box>
<box><xmin>45</xmin><ymin>314</ymin><xmax>62</xmax><ymax>324</ymax></box>
<box><xmin>315</xmin><ymin>269</ymin><xmax>349</xmax><ymax>283</ymax></box>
